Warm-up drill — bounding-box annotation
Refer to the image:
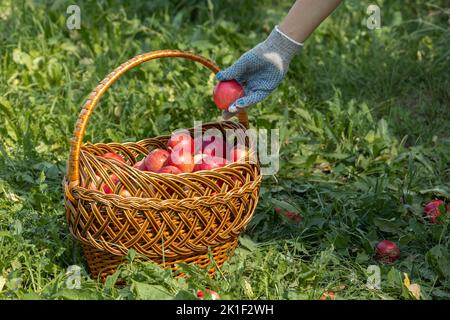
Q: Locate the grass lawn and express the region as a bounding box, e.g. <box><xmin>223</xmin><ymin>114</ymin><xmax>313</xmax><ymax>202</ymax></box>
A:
<box><xmin>0</xmin><ymin>0</ymin><xmax>449</xmax><ymax>299</ymax></box>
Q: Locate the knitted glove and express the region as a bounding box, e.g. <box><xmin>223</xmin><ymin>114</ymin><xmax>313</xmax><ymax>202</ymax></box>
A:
<box><xmin>216</xmin><ymin>25</ymin><xmax>303</xmax><ymax>120</ymax></box>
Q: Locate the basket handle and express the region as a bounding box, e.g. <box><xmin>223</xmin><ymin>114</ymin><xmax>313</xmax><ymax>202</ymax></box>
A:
<box><xmin>67</xmin><ymin>50</ymin><xmax>249</xmax><ymax>187</ymax></box>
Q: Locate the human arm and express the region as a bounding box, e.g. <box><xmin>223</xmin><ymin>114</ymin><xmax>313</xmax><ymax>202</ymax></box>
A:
<box><xmin>216</xmin><ymin>0</ymin><xmax>342</xmax><ymax>119</ymax></box>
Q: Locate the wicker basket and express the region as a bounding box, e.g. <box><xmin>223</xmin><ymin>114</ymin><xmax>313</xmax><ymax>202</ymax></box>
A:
<box><xmin>63</xmin><ymin>50</ymin><xmax>261</xmax><ymax>281</ymax></box>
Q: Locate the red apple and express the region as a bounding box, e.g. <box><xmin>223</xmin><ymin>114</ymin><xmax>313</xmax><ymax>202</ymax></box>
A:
<box><xmin>166</xmin><ymin>151</ymin><xmax>195</xmax><ymax>173</ymax></box>
<box><xmin>167</xmin><ymin>131</ymin><xmax>194</xmax><ymax>154</ymax></box>
<box><xmin>198</xmin><ymin>136</ymin><xmax>227</xmax><ymax>158</ymax></box>
<box><xmin>375</xmin><ymin>240</ymin><xmax>400</xmax><ymax>263</ymax></box>
<box><xmin>193</xmin><ymin>156</ymin><xmax>227</xmax><ymax>172</ymax></box>
<box><xmin>133</xmin><ymin>160</ymin><xmax>146</xmax><ymax>170</ymax></box>
<box><xmin>102</xmin><ymin>152</ymin><xmax>125</xmax><ymax>163</ymax></box>
<box><xmin>102</xmin><ymin>174</ymin><xmax>119</xmax><ymax>194</ymax></box>
<box><xmin>144</xmin><ymin>149</ymin><xmax>170</xmax><ymax>172</ymax></box>
<box><xmin>196</xmin><ymin>290</ymin><xmax>205</xmax><ymax>300</ymax></box>
<box><xmin>424</xmin><ymin>199</ymin><xmax>448</xmax><ymax>224</ymax></box>
<box><xmin>194</xmin><ymin>153</ymin><xmax>207</xmax><ymax>164</ymax></box>
<box><xmin>213</xmin><ymin>80</ymin><xmax>244</xmax><ymax>110</ymax></box>
<box><xmin>158</xmin><ymin>165</ymin><xmax>182</xmax><ymax>174</ymax></box>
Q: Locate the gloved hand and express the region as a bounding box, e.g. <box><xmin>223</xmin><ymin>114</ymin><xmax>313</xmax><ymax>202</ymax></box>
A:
<box><xmin>216</xmin><ymin>26</ymin><xmax>303</xmax><ymax>120</ymax></box>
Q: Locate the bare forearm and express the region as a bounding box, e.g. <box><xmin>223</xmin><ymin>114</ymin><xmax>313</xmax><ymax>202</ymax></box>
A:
<box><xmin>279</xmin><ymin>0</ymin><xmax>342</xmax><ymax>43</ymax></box>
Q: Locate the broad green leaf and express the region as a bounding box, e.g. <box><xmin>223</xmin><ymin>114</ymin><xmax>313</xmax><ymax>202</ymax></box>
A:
<box><xmin>238</xmin><ymin>236</ymin><xmax>257</xmax><ymax>252</ymax></box>
<box><xmin>373</xmin><ymin>217</ymin><xmax>402</xmax><ymax>233</ymax></box>
<box><xmin>386</xmin><ymin>267</ymin><xmax>403</xmax><ymax>288</ymax></box>
<box><xmin>131</xmin><ymin>281</ymin><xmax>173</xmax><ymax>300</ymax></box>
<box><xmin>52</xmin><ymin>288</ymin><xmax>102</xmax><ymax>300</ymax></box>
<box><xmin>270</xmin><ymin>198</ymin><xmax>299</xmax><ymax>213</ymax></box>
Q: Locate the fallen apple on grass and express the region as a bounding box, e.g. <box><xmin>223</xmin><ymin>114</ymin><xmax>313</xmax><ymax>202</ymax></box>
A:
<box><xmin>423</xmin><ymin>199</ymin><xmax>449</xmax><ymax>224</ymax></box>
<box><xmin>196</xmin><ymin>290</ymin><xmax>204</xmax><ymax>300</ymax></box>
<box><xmin>375</xmin><ymin>240</ymin><xmax>400</xmax><ymax>263</ymax></box>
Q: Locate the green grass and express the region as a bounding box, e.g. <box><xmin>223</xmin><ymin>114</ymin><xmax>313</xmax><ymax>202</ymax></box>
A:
<box><xmin>0</xmin><ymin>0</ymin><xmax>449</xmax><ymax>299</ymax></box>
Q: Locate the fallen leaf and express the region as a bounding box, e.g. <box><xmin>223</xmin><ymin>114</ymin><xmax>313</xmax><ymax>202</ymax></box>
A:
<box><xmin>403</xmin><ymin>273</ymin><xmax>421</xmax><ymax>300</ymax></box>
<box><xmin>408</xmin><ymin>283</ymin><xmax>421</xmax><ymax>300</ymax></box>
<box><xmin>320</xmin><ymin>291</ymin><xmax>335</xmax><ymax>300</ymax></box>
<box><xmin>403</xmin><ymin>273</ymin><xmax>411</xmax><ymax>288</ymax></box>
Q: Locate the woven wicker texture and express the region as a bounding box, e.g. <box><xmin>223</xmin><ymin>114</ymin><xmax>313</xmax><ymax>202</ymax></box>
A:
<box><xmin>64</xmin><ymin>50</ymin><xmax>261</xmax><ymax>280</ymax></box>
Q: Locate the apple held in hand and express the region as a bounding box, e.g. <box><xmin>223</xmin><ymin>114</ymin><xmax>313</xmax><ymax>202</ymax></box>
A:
<box><xmin>144</xmin><ymin>149</ymin><xmax>170</xmax><ymax>172</ymax></box>
<box><xmin>213</xmin><ymin>80</ymin><xmax>244</xmax><ymax>110</ymax></box>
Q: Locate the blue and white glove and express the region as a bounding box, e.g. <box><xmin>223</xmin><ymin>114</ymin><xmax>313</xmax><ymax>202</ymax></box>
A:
<box><xmin>216</xmin><ymin>25</ymin><xmax>303</xmax><ymax>120</ymax></box>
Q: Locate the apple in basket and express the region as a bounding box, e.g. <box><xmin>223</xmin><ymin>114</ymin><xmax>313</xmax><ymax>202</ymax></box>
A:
<box><xmin>101</xmin><ymin>174</ymin><xmax>119</xmax><ymax>194</ymax></box>
<box><xmin>133</xmin><ymin>160</ymin><xmax>146</xmax><ymax>170</ymax></box>
<box><xmin>102</xmin><ymin>152</ymin><xmax>126</xmax><ymax>163</ymax></box>
<box><xmin>144</xmin><ymin>149</ymin><xmax>170</xmax><ymax>172</ymax></box>
<box><xmin>166</xmin><ymin>150</ymin><xmax>195</xmax><ymax>173</ymax></box>
<box><xmin>197</xmin><ymin>135</ymin><xmax>227</xmax><ymax>159</ymax></box>
<box><xmin>213</xmin><ymin>80</ymin><xmax>244</xmax><ymax>111</ymax></box>
<box><xmin>158</xmin><ymin>165</ymin><xmax>182</xmax><ymax>174</ymax></box>
<box><xmin>83</xmin><ymin>174</ymin><xmax>101</xmax><ymax>190</ymax></box>
<box><xmin>167</xmin><ymin>131</ymin><xmax>195</xmax><ymax>154</ymax></box>
<box><xmin>193</xmin><ymin>155</ymin><xmax>228</xmax><ymax>172</ymax></box>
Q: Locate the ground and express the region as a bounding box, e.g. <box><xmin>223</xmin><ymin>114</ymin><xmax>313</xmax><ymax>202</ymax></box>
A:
<box><xmin>0</xmin><ymin>0</ymin><xmax>449</xmax><ymax>299</ymax></box>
